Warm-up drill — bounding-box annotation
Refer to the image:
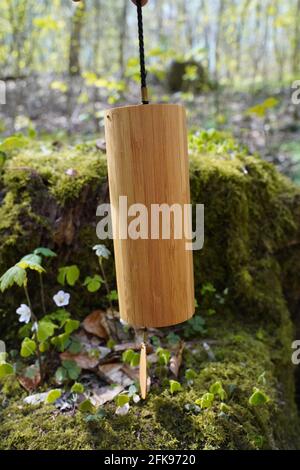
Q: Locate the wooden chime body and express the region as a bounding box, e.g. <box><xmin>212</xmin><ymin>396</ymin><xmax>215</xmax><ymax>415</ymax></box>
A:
<box><xmin>104</xmin><ymin>103</ymin><xmax>194</xmax><ymax>328</ymax></box>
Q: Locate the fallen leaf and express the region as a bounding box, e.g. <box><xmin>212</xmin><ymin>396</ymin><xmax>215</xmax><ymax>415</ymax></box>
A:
<box><xmin>24</xmin><ymin>392</ymin><xmax>48</xmax><ymax>405</ymax></box>
<box><xmin>98</xmin><ymin>363</ymin><xmax>133</xmax><ymax>387</ymax></box>
<box><xmin>82</xmin><ymin>310</ymin><xmax>109</xmax><ymax>339</ymax></box>
<box><xmin>114</xmin><ymin>342</ymin><xmax>153</xmax><ymax>354</ymax></box>
<box><xmin>169</xmin><ymin>341</ymin><xmax>185</xmax><ymax>378</ymax></box>
<box><xmin>18</xmin><ymin>365</ymin><xmax>41</xmax><ymax>392</ymax></box>
<box><xmin>60</xmin><ymin>351</ymin><xmax>99</xmax><ymax>369</ymax></box>
<box><xmin>90</xmin><ymin>385</ymin><xmax>123</xmax><ymax>407</ymax></box>
<box><xmin>115</xmin><ymin>402</ymin><xmax>130</xmax><ymax>416</ymax></box>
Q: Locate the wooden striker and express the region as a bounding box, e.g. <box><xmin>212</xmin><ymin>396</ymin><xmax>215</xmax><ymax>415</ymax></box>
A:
<box><xmin>104</xmin><ymin>103</ymin><xmax>195</xmax><ymax>328</ymax></box>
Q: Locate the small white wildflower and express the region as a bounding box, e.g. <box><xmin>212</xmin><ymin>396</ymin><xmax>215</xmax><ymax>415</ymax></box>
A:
<box><xmin>16</xmin><ymin>304</ymin><xmax>31</xmax><ymax>324</ymax></box>
<box><xmin>31</xmin><ymin>322</ymin><xmax>38</xmax><ymax>332</ymax></box>
<box><xmin>115</xmin><ymin>403</ymin><xmax>130</xmax><ymax>416</ymax></box>
<box><xmin>92</xmin><ymin>244</ymin><xmax>111</xmax><ymax>259</ymax></box>
<box><xmin>133</xmin><ymin>394</ymin><xmax>140</xmax><ymax>404</ymax></box>
<box><xmin>53</xmin><ymin>290</ymin><xmax>70</xmax><ymax>307</ymax></box>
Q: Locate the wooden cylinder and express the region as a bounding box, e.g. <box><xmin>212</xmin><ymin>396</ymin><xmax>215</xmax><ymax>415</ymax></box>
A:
<box><xmin>104</xmin><ymin>104</ymin><xmax>194</xmax><ymax>328</ymax></box>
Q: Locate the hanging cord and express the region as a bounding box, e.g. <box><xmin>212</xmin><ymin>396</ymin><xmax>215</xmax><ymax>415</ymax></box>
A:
<box><xmin>136</xmin><ymin>1</ymin><xmax>149</xmax><ymax>104</ymax></box>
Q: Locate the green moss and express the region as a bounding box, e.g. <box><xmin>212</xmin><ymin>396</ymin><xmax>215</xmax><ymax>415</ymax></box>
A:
<box><xmin>0</xmin><ymin>131</ymin><xmax>300</xmax><ymax>449</ymax></box>
<box><xmin>0</xmin><ymin>321</ymin><xmax>299</xmax><ymax>450</ymax></box>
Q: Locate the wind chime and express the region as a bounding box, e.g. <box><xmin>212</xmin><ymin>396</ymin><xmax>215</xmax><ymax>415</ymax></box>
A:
<box><xmin>104</xmin><ymin>0</ymin><xmax>195</xmax><ymax>399</ymax></box>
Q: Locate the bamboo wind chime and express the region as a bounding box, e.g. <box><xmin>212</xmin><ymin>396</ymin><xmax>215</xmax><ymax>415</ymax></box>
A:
<box><xmin>104</xmin><ymin>0</ymin><xmax>195</xmax><ymax>399</ymax></box>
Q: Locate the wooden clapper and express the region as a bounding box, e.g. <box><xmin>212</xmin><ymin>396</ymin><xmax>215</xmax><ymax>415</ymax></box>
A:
<box><xmin>104</xmin><ymin>0</ymin><xmax>195</xmax><ymax>399</ymax></box>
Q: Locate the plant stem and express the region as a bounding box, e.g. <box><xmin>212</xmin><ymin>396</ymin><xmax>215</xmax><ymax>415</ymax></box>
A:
<box><xmin>39</xmin><ymin>273</ymin><xmax>46</xmax><ymax>315</ymax></box>
<box><xmin>23</xmin><ymin>284</ymin><xmax>43</xmax><ymax>384</ymax></box>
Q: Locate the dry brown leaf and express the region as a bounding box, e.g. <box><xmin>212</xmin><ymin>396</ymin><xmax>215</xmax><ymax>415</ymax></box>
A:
<box><xmin>169</xmin><ymin>341</ymin><xmax>185</xmax><ymax>378</ymax></box>
<box><xmin>98</xmin><ymin>363</ymin><xmax>133</xmax><ymax>387</ymax></box>
<box><xmin>18</xmin><ymin>366</ymin><xmax>41</xmax><ymax>392</ymax></box>
<box><xmin>82</xmin><ymin>310</ymin><xmax>109</xmax><ymax>339</ymax></box>
<box><xmin>90</xmin><ymin>385</ymin><xmax>123</xmax><ymax>407</ymax></box>
<box><xmin>114</xmin><ymin>342</ymin><xmax>153</xmax><ymax>354</ymax></box>
<box><xmin>60</xmin><ymin>351</ymin><xmax>100</xmax><ymax>369</ymax></box>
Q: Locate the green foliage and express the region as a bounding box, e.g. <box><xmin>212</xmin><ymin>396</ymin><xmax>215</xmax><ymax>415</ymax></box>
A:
<box><xmin>0</xmin><ymin>362</ymin><xmax>14</xmax><ymax>378</ymax></box>
<box><xmin>37</xmin><ymin>320</ymin><xmax>57</xmax><ymax>342</ymax></box>
<box><xmin>246</xmin><ymin>97</ymin><xmax>279</xmax><ymax>119</ymax></box>
<box><xmin>57</xmin><ymin>265</ymin><xmax>80</xmax><ymax>286</ymax></box>
<box><xmin>183</xmin><ymin>315</ymin><xmax>206</xmax><ymax>338</ymax></box>
<box><xmin>20</xmin><ymin>338</ymin><xmax>36</xmax><ymax>358</ymax></box>
<box><xmin>185</xmin><ymin>368</ymin><xmax>197</xmax><ymax>383</ymax></box>
<box><xmin>209</xmin><ymin>381</ymin><xmax>227</xmax><ymax>401</ymax></box>
<box><xmin>0</xmin><ymin>265</ymin><xmax>27</xmax><ymax>291</ymax></box>
<box><xmin>156</xmin><ymin>348</ymin><xmax>171</xmax><ymax>366</ymax></box>
<box><xmin>83</xmin><ymin>275</ymin><xmax>102</xmax><ymax>292</ymax></box>
<box><xmin>79</xmin><ymin>399</ymin><xmax>95</xmax><ymax>413</ymax></box>
<box><xmin>248</xmin><ymin>388</ymin><xmax>270</xmax><ymax>406</ymax></box>
<box><xmin>122</xmin><ymin>349</ymin><xmax>140</xmax><ymax>368</ymax></box>
<box><xmin>60</xmin><ymin>360</ymin><xmax>81</xmax><ymax>381</ymax></box>
<box><xmin>196</xmin><ymin>392</ymin><xmax>215</xmax><ymax>409</ymax></box>
<box><xmin>34</xmin><ymin>247</ymin><xmax>57</xmax><ymax>258</ymax></box>
<box><xmin>116</xmin><ymin>394</ymin><xmax>130</xmax><ymax>407</ymax></box>
<box><xmin>45</xmin><ymin>389</ymin><xmax>62</xmax><ymax>404</ymax></box>
<box><xmin>71</xmin><ymin>382</ymin><xmax>85</xmax><ymax>394</ymax></box>
<box><xmin>169</xmin><ymin>380</ymin><xmax>182</xmax><ymax>395</ymax></box>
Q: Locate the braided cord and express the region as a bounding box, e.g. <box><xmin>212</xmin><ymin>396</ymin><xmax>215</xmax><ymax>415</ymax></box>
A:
<box><xmin>136</xmin><ymin>1</ymin><xmax>149</xmax><ymax>104</ymax></box>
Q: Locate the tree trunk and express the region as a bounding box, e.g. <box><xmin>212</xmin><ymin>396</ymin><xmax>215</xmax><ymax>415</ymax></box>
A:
<box><xmin>68</xmin><ymin>0</ymin><xmax>86</xmax><ymax>76</ymax></box>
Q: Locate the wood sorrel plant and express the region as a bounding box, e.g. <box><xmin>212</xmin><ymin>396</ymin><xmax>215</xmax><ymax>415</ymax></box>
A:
<box><xmin>0</xmin><ymin>247</ymin><xmax>80</xmax><ymax>385</ymax></box>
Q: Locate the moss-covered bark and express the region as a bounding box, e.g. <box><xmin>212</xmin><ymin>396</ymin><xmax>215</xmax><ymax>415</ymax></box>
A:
<box><xmin>0</xmin><ymin>130</ymin><xmax>300</xmax><ymax>449</ymax></box>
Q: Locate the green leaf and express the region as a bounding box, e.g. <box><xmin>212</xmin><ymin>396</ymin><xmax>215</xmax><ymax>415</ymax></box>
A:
<box><xmin>157</xmin><ymin>348</ymin><xmax>171</xmax><ymax>366</ymax></box>
<box><xmin>185</xmin><ymin>368</ymin><xmax>197</xmax><ymax>382</ymax></box>
<box><xmin>37</xmin><ymin>321</ymin><xmax>57</xmax><ymax>342</ymax></box>
<box><xmin>68</xmin><ymin>337</ymin><xmax>82</xmax><ymax>354</ymax></box>
<box><xmin>51</xmin><ymin>332</ymin><xmax>71</xmax><ymax>352</ymax></box>
<box><xmin>196</xmin><ymin>392</ymin><xmax>214</xmax><ymax>409</ymax></box>
<box><xmin>62</xmin><ymin>360</ymin><xmax>81</xmax><ymax>380</ymax></box>
<box><xmin>64</xmin><ymin>319</ymin><xmax>80</xmax><ymax>335</ymax></box>
<box><xmin>116</xmin><ymin>394</ymin><xmax>130</xmax><ymax>407</ymax></box>
<box><xmin>209</xmin><ymin>381</ymin><xmax>227</xmax><ymax>401</ymax></box>
<box><xmin>45</xmin><ymin>389</ymin><xmax>62</xmax><ymax>404</ymax></box>
<box><xmin>107</xmin><ymin>290</ymin><xmax>118</xmax><ymax>302</ymax></box>
<box><xmin>21</xmin><ymin>254</ymin><xmax>42</xmax><ymax>266</ymax></box>
<box><xmin>79</xmin><ymin>399</ymin><xmax>95</xmax><ymax>413</ymax></box>
<box><xmin>71</xmin><ymin>382</ymin><xmax>85</xmax><ymax>394</ymax></box>
<box><xmin>248</xmin><ymin>388</ymin><xmax>270</xmax><ymax>406</ymax></box>
<box><xmin>83</xmin><ymin>275</ymin><xmax>102</xmax><ymax>292</ymax></box>
<box><xmin>34</xmin><ymin>247</ymin><xmax>57</xmax><ymax>258</ymax></box>
<box><xmin>17</xmin><ymin>259</ymin><xmax>45</xmax><ymax>273</ymax></box>
<box><xmin>0</xmin><ymin>363</ymin><xmax>14</xmax><ymax>378</ymax></box>
<box><xmin>169</xmin><ymin>380</ymin><xmax>182</xmax><ymax>395</ymax></box>
<box><xmin>0</xmin><ymin>135</ymin><xmax>27</xmax><ymax>152</ymax></box>
<box><xmin>20</xmin><ymin>338</ymin><xmax>36</xmax><ymax>358</ymax></box>
<box><xmin>122</xmin><ymin>349</ymin><xmax>135</xmax><ymax>364</ymax></box>
<box><xmin>57</xmin><ymin>265</ymin><xmax>80</xmax><ymax>286</ymax></box>
<box><xmin>55</xmin><ymin>366</ymin><xmax>67</xmax><ymax>383</ymax></box>
<box><xmin>130</xmin><ymin>352</ymin><xmax>140</xmax><ymax>367</ymax></box>
<box><xmin>0</xmin><ymin>265</ymin><xmax>27</xmax><ymax>291</ymax></box>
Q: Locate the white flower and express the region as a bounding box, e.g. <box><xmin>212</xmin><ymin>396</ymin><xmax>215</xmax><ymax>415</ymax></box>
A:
<box><xmin>53</xmin><ymin>290</ymin><xmax>70</xmax><ymax>307</ymax></box>
<box><xmin>16</xmin><ymin>304</ymin><xmax>31</xmax><ymax>324</ymax></box>
<box><xmin>115</xmin><ymin>403</ymin><xmax>130</xmax><ymax>416</ymax></box>
<box><xmin>92</xmin><ymin>244</ymin><xmax>111</xmax><ymax>259</ymax></box>
<box><xmin>133</xmin><ymin>394</ymin><xmax>140</xmax><ymax>404</ymax></box>
<box><xmin>31</xmin><ymin>322</ymin><xmax>38</xmax><ymax>332</ymax></box>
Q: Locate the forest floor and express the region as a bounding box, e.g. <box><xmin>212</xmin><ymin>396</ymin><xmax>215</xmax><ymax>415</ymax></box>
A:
<box><xmin>1</xmin><ymin>76</ymin><xmax>300</xmax><ymax>183</ymax></box>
